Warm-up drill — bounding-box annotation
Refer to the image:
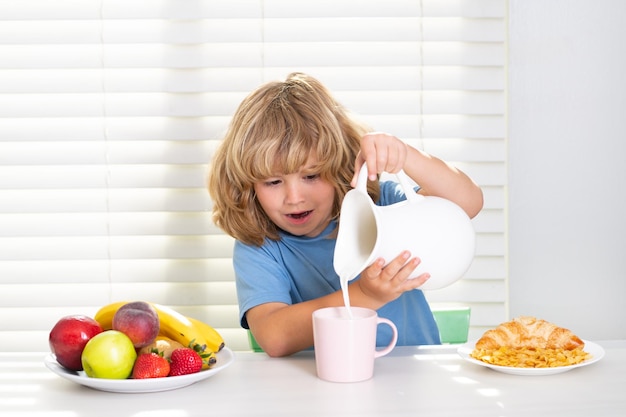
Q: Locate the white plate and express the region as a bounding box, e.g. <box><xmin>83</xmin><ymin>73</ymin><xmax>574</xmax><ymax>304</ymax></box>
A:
<box><xmin>457</xmin><ymin>340</ymin><xmax>604</xmax><ymax>376</ymax></box>
<box><xmin>44</xmin><ymin>347</ymin><xmax>235</xmax><ymax>393</ymax></box>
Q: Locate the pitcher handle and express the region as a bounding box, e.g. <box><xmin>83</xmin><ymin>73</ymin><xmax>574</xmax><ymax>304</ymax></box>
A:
<box><xmin>355</xmin><ymin>162</ymin><xmax>371</xmax><ymax>194</ymax></box>
<box><xmin>356</xmin><ymin>163</ymin><xmax>420</xmax><ymax>202</ymax></box>
<box><xmin>395</xmin><ymin>169</ymin><xmax>420</xmax><ymax>202</ymax></box>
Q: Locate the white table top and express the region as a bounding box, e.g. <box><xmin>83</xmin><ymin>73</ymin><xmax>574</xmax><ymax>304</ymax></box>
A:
<box><xmin>2</xmin><ymin>340</ymin><xmax>625</xmax><ymax>417</ymax></box>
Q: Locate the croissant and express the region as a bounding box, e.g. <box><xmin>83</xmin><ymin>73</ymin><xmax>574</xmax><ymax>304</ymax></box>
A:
<box><xmin>475</xmin><ymin>316</ymin><xmax>584</xmax><ymax>351</ymax></box>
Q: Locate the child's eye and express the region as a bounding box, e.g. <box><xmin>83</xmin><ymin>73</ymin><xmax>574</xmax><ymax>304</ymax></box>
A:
<box><xmin>304</xmin><ymin>174</ymin><xmax>320</xmax><ymax>181</ymax></box>
<box><xmin>264</xmin><ymin>179</ymin><xmax>282</xmax><ymax>186</ymax></box>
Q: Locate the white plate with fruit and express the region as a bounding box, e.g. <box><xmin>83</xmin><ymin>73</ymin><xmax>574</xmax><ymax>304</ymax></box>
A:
<box><xmin>46</xmin><ymin>301</ymin><xmax>234</xmax><ymax>393</ymax></box>
<box><xmin>44</xmin><ymin>347</ymin><xmax>234</xmax><ymax>393</ymax></box>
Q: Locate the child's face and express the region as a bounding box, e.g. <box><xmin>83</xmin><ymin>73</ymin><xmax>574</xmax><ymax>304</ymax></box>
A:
<box><xmin>253</xmin><ymin>157</ymin><xmax>335</xmax><ymax>238</ymax></box>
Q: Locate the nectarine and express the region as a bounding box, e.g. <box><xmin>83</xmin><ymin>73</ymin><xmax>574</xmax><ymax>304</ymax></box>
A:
<box><xmin>112</xmin><ymin>301</ymin><xmax>159</xmax><ymax>348</ymax></box>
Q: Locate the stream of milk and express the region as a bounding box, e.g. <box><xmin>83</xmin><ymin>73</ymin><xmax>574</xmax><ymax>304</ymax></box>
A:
<box><xmin>339</xmin><ymin>272</ymin><xmax>354</xmax><ymax>319</ymax></box>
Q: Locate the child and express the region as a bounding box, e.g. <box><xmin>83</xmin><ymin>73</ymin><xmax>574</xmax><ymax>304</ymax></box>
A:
<box><xmin>208</xmin><ymin>73</ymin><xmax>483</xmax><ymax>357</ymax></box>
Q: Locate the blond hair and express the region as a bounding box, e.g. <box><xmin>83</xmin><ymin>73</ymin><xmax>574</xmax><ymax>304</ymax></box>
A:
<box><xmin>208</xmin><ymin>72</ymin><xmax>379</xmax><ymax>246</ymax></box>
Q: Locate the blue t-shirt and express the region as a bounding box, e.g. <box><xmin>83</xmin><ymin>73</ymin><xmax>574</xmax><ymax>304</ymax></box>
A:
<box><xmin>233</xmin><ymin>181</ymin><xmax>441</xmax><ymax>347</ymax></box>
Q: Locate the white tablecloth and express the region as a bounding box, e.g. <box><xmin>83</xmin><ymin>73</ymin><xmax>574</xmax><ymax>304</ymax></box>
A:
<box><xmin>1</xmin><ymin>341</ymin><xmax>625</xmax><ymax>417</ymax></box>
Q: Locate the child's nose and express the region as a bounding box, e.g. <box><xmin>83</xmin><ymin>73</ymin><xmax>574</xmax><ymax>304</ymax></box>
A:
<box><xmin>285</xmin><ymin>183</ymin><xmax>305</xmax><ymax>204</ymax></box>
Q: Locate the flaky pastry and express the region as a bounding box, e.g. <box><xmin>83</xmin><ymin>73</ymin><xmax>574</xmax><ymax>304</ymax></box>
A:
<box><xmin>471</xmin><ymin>317</ymin><xmax>589</xmax><ymax>368</ymax></box>
<box><xmin>475</xmin><ymin>316</ymin><xmax>584</xmax><ymax>351</ymax></box>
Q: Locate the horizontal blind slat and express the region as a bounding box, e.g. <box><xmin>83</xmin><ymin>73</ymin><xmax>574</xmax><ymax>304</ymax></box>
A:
<box><xmin>471</xmin><ymin>210</ymin><xmax>505</xmax><ymax>234</ymax></box>
<box><xmin>0</xmin><ymin>115</ymin><xmax>505</xmax><ymax>142</ymax></box>
<box><xmin>0</xmin><ymin>43</ymin><xmax>504</xmax><ymax>68</ymax></box>
<box><xmin>265</xmin><ymin>42</ymin><xmax>505</xmax><ymax>67</ymax></box>
<box><xmin>0</xmin><ymin>259</ymin><xmax>234</xmax><ymax>284</ymax></box>
<box><xmin>480</xmin><ymin>186</ymin><xmax>506</xmax><ymax>210</ymax></box>
<box><xmin>462</xmin><ymin>256</ymin><xmax>506</xmax><ymax>280</ymax></box>
<box><xmin>0</xmin><ymin>0</ymin><xmax>260</xmax><ymax>20</ymax></box>
<box><xmin>1</xmin><ymin>67</ymin><xmax>504</xmax><ymax>93</ymax></box>
<box><xmin>0</xmin><ymin>93</ymin><xmax>249</xmax><ymax>118</ymax></box>
<box><xmin>0</xmin><ymin>0</ymin><xmax>506</xmax><ymax>21</ymax></box>
<box><xmin>0</xmin><ymin>235</ymin><xmax>234</xmax><ymax>260</ymax></box>
<box><xmin>0</xmin><ymin>282</ymin><xmax>237</xmax><ymax>308</ymax></box>
<box><xmin>0</xmin><ymin>117</ymin><xmax>231</xmax><ymax>141</ymax></box>
<box><xmin>0</xmin><ymin>141</ymin><xmax>217</xmax><ymax>165</ymax></box>
<box><xmin>424</xmin><ymin>279</ymin><xmax>506</xmax><ymax>303</ymax></box>
<box><xmin>265</xmin><ymin>18</ymin><xmax>505</xmax><ymax>42</ymax></box>
<box><xmin>0</xmin><ymin>0</ymin><xmax>102</xmax><ymax>20</ymax></box>
<box><xmin>0</xmin><ymin>212</ymin><xmax>223</xmax><ymax>236</ymax></box>
<box><xmin>0</xmin><ymin>91</ymin><xmax>504</xmax><ymax>118</ymax></box>
<box><xmin>265</xmin><ymin>0</ymin><xmax>505</xmax><ymax>18</ymax></box>
<box><xmin>368</xmin><ymin>115</ymin><xmax>505</xmax><ymax>139</ymax></box>
<box><xmin>0</xmin><ymin>165</ymin><xmax>209</xmax><ymax>188</ymax></box>
<box><xmin>0</xmin><ymin>68</ymin><xmax>264</xmax><ymax>93</ymax></box>
<box><xmin>0</xmin><ymin>44</ymin><xmax>265</xmax><ymax>68</ymax></box>
<box><xmin>421</xmin><ymin>138</ymin><xmax>506</xmax><ymax>162</ymax></box>
<box><xmin>0</xmin><ymin>189</ymin><xmax>212</xmax><ymax>212</ymax></box>
<box><xmin>103</xmin><ymin>0</ymin><xmax>263</xmax><ymax>20</ymax></box>
<box><xmin>0</xmin><ymin>18</ymin><xmax>504</xmax><ymax>44</ymax></box>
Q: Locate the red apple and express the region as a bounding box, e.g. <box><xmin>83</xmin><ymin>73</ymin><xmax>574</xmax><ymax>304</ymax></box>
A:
<box><xmin>49</xmin><ymin>315</ymin><xmax>103</xmax><ymax>371</ymax></box>
<box><xmin>112</xmin><ymin>301</ymin><xmax>159</xmax><ymax>348</ymax></box>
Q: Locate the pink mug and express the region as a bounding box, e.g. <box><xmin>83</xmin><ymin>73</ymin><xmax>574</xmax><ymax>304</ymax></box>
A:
<box><xmin>312</xmin><ymin>306</ymin><xmax>398</xmax><ymax>383</ymax></box>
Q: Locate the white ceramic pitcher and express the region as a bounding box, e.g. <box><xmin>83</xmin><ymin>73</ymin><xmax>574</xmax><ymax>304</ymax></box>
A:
<box><xmin>333</xmin><ymin>164</ymin><xmax>476</xmax><ymax>290</ymax></box>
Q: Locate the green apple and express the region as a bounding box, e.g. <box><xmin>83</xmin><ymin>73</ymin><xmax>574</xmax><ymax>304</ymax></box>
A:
<box><xmin>81</xmin><ymin>330</ymin><xmax>137</xmax><ymax>379</ymax></box>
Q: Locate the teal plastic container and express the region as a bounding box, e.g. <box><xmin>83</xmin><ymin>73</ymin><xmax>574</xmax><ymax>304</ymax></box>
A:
<box><xmin>432</xmin><ymin>306</ymin><xmax>471</xmax><ymax>344</ymax></box>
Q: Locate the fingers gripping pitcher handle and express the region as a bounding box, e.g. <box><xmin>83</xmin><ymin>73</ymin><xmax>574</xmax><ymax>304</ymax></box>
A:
<box><xmin>374</xmin><ymin>318</ymin><xmax>398</xmax><ymax>358</ymax></box>
<box><xmin>356</xmin><ymin>163</ymin><xmax>420</xmax><ymax>202</ymax></box>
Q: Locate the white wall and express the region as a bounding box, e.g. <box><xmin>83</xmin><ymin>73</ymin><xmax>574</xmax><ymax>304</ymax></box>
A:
<box><xmin>508</xmin><ymin>0</ymin><xmax>626</xmax><ymax>339</ymax></box>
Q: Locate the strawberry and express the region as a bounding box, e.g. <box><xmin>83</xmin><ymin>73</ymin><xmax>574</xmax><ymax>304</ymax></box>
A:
<box><xmin>168</xmin><ymin>347</ymin><xmax>203</xmax><ymax>376</ymax></box>
<box><xmin>132</xmin><ymin>352</ymin><xmax>170</xmax><ymax>379</ymax></box>
<box><xmin>188</xmin><ymin>340</ymin><xmax>217</xmax><ymax>368</ymax></box>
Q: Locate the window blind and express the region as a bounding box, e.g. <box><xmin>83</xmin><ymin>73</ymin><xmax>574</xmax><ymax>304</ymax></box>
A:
<box><xmin>0</xmin><ymin>0</ymin><xmax>507</xmax><ymax>351</ymax></box>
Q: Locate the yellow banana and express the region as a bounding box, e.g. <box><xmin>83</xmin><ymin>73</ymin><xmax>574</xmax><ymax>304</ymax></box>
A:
<box><xmin>187</xmin><ymin>316</ymin><xmax>225</xmax><ymax>353</ymax></box>
<box><xmin>151</xmin><ymin>303</ymin><xmax>216</xmax><ymax>369</ymax></box>
<box><xmin>93</xmin><ymin>301</ymin><xmax>128</xmax><ymax>330</ymax></box>
<box><xmin>93</xmin><ymin>301</ymin><xmax>216</xmax><ymax>369</ymax></box>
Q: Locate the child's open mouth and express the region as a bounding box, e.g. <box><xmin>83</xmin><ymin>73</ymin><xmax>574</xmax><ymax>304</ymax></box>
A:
<box><xmin>287</xmin><ymin>210</ymin><xmax>312</xmax><ymax>220</ymax></box>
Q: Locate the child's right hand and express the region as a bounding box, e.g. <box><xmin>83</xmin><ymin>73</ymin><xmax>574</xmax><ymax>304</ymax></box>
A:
<box><xmin>350</xmin><ymin>132</ymin><xmax>409</xmax><ymax>187</ymax></box>
<box><xmin>355</xmin><ymin>251</ymin><xmax>430</xmax><ymax>305</ymax></box>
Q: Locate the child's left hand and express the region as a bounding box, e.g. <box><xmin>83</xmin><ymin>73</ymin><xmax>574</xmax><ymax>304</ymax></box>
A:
<box><xmin>351</xmin><ymin>132</ymin><xmax>408</xmax><ymax>187</ymax></box>
<box><xmin>355</xmin><ymin>251</ymin><xmax>430</xmax><ymax>306</ymax></box>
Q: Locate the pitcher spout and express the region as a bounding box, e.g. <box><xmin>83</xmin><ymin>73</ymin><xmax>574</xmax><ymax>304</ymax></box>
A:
<box><xmin>333</xmin><ymin>188</ymin><xmax>379</xmax><ymax>282</ymax></box>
